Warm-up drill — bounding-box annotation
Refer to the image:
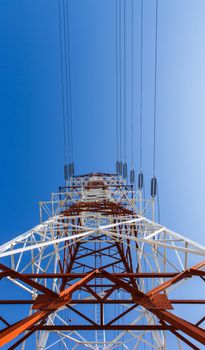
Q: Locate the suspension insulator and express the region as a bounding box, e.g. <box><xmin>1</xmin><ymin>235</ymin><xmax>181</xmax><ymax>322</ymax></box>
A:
<box><xmin>64</xmin><ymin>164</ymin><xmax>68</xmax><ymax>181</ymax></box>
<box><xmin>151</xmin><ymin>176</ymin><xmax>157</xmax><ymax>197</ymax></box>
<box><xmin>119</xmin><ymin>161</ymin><xmax>123</xmax><ymax>176</ymax></box>
<box><xmin>123</xmin><ymin>162</ymin><xmax>127</xmax><ymax>179</ymax></box>
<box><xmin>68</xmin><ymin>163</ymin><xmax>72</xmax><ymax>178</ymax></box>
<box><xmin>116</xmin><ymin>160</ymin><xmax>119</xmax><ymax>174</ymax></box>
<box><xmin>138</xmin><ymin>172</ymin><xmax>144</xmax><ymax>190</ymax></box>
<box><xmin>71</xmin><ymin>162</ymin><xmax>75</xmax><ymax>177</ymax></box>
<box><xmin>130</xmin><ymin>169</ymin><xmax>135</xmax><ymax>184</ymax></box>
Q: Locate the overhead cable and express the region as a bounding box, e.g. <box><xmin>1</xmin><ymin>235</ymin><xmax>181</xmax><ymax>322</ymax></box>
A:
<box><xmin>130</xmin><ymin>0</ymin><xmax>135</xmax><ymax>185</ymax></box>
<box><xmin>153</xmin><ymin>0</ymin><xmax>158</xmax><ymax>177</ymax></box>
<box><xmin>138</xmin><ymin>0</ymin><xmax>144</xmax><ymax>190</ymax></box>
<box><xmin>123</xmin><ymin>0</ymin><xmax>127</xmax><ymax>179</ymax></box>
<box><xmin>139</xmin><ymin>0</ymin><xmax>144</xmax><ymax>173</ymax></box>
<box><xmin>62</xmin><ymin>0</ymin><xmax>71</xmax><ymax>163</ymax></box>
<box><xmin>119</xmin><ymin>0</ymin><xmax>123</xmax><ymax>176</ymax></box>
<box><xmin>151</xmin><ymin>0</ymin><xmax>159</xmax><ymax>201</ymax></box>
<box><xmin>58</xmin><ymin>0</ymin><xmax>69</xmax><ymax>181</ymax></box>
<box><xmin>123</xmin><ymin>0</ymin><xmax>126</xmax><ymax>164</ymax></box>
<box><xmin>115</xmin><ymin>0</ymin><xmax>119</xmax><ymax>174</ymax></box>
<box><xmin>131</xmin><ymin>0</ymin><xmax>134</xmax><ymax>171</ymax></box>
<box><xmin>58</xmin><ymin>0</ymin><xmax>74</xmax><ymax>179</ymax></box>
<box><xmin>65</xmin><ymin>0</ymin><xmax>74</xmax><ymax>165</ymax></box>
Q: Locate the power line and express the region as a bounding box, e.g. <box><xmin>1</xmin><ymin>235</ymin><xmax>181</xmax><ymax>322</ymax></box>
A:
<box><xmin>58</xmin><ymin>0</ymin><xmax>68</xmax><ymax>165</ymax></box>
<box><xmin>137</xmin><ymin>0</ymin><xmax>144</xmax><ymax>191</ymax></box>
<box><xmin>151</xmin><ymin>0</ymin><xmax>159</xmax><ymax>205</ymax></box>
<box><xmin>140</xmin><ymin>0</ymin><xmax>144</xmax><ymax>172</ymax></box>
<box><xmin>62</xmin><ymin>0</ymin><xmax>71</xmax><ymax>164</ymax></box>
<box><xmin>118</xmin><ymin>0</ymin><xmax>123</xmax><ymax>176</ymax></box>
<box><xmin>131</xmin><ymin>0</ymin><xmax>134</xmax><ymax>170</ymax></box>
<box><xmin>154</xmin><ymin>0</ymin><xmax>160</xmax><ymax>223</ymax></box>
<box><xmin>115</xmin><ymin>0</ymin><xmax>119</xmax><ymax>170</ymax></box>
<box><xmin>119</xmin><ymin>0</ymin><xmax>122</xmax><ymax>166</ymax></box>
<box><xmin>58</xmin><ymin>0</ymin><xmax>74</xmax><ymax>179</ymax></box>
<box><xmin>65</xmin><ymin>0</ymin><xmax>74</xmax><ymax>163</ymax></box>
<box><xmin>153</xmin><ymin>0</ymin><xmax>158</xmax><ymax>176</ymax></box>
<box><xmin>123</xmin><ymin>0</ymin><xmax>126</xmax><ymax>163</ymax></box>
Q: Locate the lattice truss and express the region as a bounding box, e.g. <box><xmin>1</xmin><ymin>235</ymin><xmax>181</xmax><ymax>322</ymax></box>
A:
<box><xmin>0</xmin><ymin>173</ymin><xmax>204</xmax><ymax>349</ymax></box>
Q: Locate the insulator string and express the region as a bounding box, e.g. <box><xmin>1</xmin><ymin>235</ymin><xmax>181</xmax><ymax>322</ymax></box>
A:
<box><xmin>153</xmin><ymin>0</ymin><xmax>158</xmax><ymax>176</ymax></box>
<box><xmin>157</xmin><ymin>183</ymin><xmax>161</xmax><ymax>223</ymax></box>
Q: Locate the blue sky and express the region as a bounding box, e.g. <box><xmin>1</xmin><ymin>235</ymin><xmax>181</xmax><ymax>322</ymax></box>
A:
<box><xmin>0</xmin><ymin>1</ymin><xmax>205</xmax><ymax>243</ymax></box>
<box><xmin>0</xmin><ymin>0</ymin><xmax>205</xmax><ymax>348</ymax></box>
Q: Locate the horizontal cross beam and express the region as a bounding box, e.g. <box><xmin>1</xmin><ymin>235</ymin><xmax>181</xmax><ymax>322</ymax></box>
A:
<box><xmin>33</xmin><ymin>325</ymin><xmax>176</xmax><ymax>331</ymax></box>
<box><xmin>0</xmin><ymin>299</ymin><xmax>204</xmax><ymax>304</ymax></box>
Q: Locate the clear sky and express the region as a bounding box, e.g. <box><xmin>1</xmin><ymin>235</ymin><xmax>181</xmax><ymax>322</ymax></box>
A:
<box><xmin>0</xmin><ymin>0</ymin><xmax>205</xmax><ymax>242</ymax></box>
<box><xmin>0</xmin><ymin>0</ymin><xmax>205</xmax><ymax>349</ymax></box>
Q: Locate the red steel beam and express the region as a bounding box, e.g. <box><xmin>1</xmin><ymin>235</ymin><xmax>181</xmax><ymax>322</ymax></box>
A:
<box><xmin>7</xmin><ymin>318</ymin><xmax>46</xmax><ymax>350</ymax></box>
<box><xmin>0</xmin><ymin>272</ymin><xmax>190</xmax><ymax>278</ymax></box>
<box><xmin>101</xmin><ymin>269</ymin><xmax>145</xmax><ymax>298</ymax></box>
<box><xmin>0</xmin><ymin>263</ymin><xmax>57</xmax><ymax>297</ymax></box>
<box><xmin>152</xmin><ymin>309</ymin><xmax>205</xmax><ymax>345</ymax></box>
<box><xmin>106</xmin><ymin>304</ymin><xmax>138</xmax><ymax>326</ymax></box>
<box><xmin>65</xmin><ymin>304</ymin><xmax>97</xmax><ymax>326</ymax></box>
<box><xmin>147</xmin><ymin>260</ymin><xmax>205</xmax><ymax>297</ymax></box>
<box><xmin>169</xmin><ymin>329</ymin><xmax>200</xmax><ymax>350</ymax></box>
<box><xmin>0</xmin><ymin>310</ymin><xmax>51</xmax><ymax>348</ymax></box>
<box><xmin>0</xmin><ymin>299</ymin><xmax>205</xmax><ymax>304</ymax></box>
<box><xmin>59</xmin><ymin>269</ymin><xmax>98</xmax><ymax>298</ymax></box>
<box><xmin>0</xmin><ymin>270</ymin><xmax>100</xmax><ymax>347</ymax></box>
<box><xmin>160</xmin><ymin>320</ymin><xmax>200</xmax><ymax>350</ymax></box>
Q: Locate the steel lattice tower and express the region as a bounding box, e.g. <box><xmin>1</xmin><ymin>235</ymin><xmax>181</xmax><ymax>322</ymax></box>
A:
<box><xmin>0</xmin><ymin>173</ymin><xmax>204</xmax><ymax>349</ymax></box>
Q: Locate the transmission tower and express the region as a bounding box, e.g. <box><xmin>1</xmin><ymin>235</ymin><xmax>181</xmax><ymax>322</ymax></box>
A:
<box><xmin>0</xmin><ymin>172</ymin><xmax>204</xmax><ymax>349</ymax></box>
